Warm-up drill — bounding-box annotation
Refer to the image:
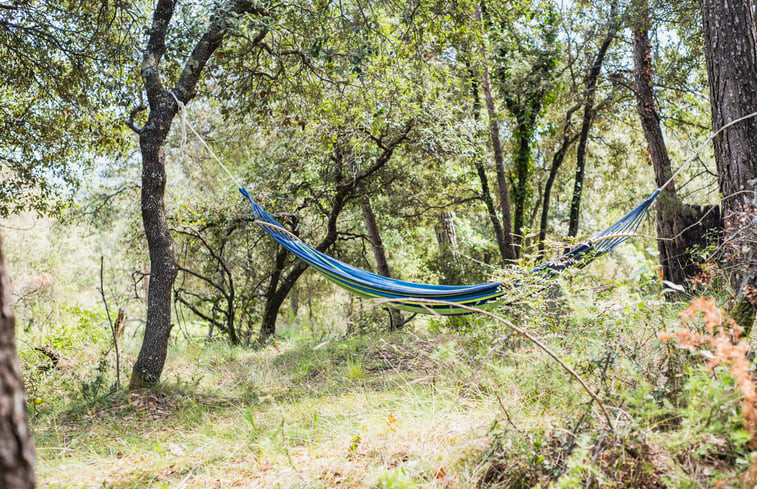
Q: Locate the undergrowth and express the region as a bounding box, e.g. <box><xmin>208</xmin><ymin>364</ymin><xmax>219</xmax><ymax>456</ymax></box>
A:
<box><xmin>15</xmin><ymin>265</ymin><xmax>757</xmax><ymax>488</ymax></box>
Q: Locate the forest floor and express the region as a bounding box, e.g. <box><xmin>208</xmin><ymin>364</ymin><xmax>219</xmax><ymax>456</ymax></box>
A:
<box><xmin>24</xmin><ymin>282</ymin><xmax>757</xmax><ymax>488</ymax></box>
<box><xmin>31</xmin><ymin>333</ymin><xmax>509</xmax><ymax>488</ymax></box>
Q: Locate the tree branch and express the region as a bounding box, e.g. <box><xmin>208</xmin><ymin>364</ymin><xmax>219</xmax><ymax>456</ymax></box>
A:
<box><xmin>126</xmin><ymin>104</ymin><xmax>146</xmax><ymax>134</ymax></box>
<box><xmin>174</xmin><ymin>2</ymin><xmax>270</xmax><ymax>102</ymax></box>
<box><xmin>141</xmin><ymin>0</ymin><xmax>177</xmax><ymax>104</ymax></box>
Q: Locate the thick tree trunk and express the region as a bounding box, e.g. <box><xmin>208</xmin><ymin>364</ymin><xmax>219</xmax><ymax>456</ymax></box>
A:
<box><xmin>475</xmin><ymin>5</ymin><xmax>517</xmax><ymax>261</ymax></box>
<box><xmin>700</xmin><ymin>0</ymin><xmax>757</xmax><ymax>330</ymax></box>
<box><xmin>131</xmin><ymin>104</ymin><xmax>178</xmax><ymax>388</ymax></box>
<box><xmin>0</xmin><ymin>236</ymin><xmax>35</xmax><ymax>489</ymax></box>
<box><xmin>567</xmin><ymin>13</ymin><xmax>617</xmax><ymax>239</ymax></box>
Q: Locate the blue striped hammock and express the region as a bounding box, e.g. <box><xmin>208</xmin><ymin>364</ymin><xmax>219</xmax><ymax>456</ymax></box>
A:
<box><xmin>240</xmin><ymin>188</ymin><xmax>660</xmax><ymax>315</ymax></box>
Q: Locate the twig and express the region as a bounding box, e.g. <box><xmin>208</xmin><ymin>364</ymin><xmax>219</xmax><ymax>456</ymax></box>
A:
<box><xmin>99</xmin><ymin>256</ymin><xmax>121</xmax><ymax>390</ymax></box>
<box><xmin>34</xmin><ymin>345</ymin><xmax>60</xmax><ymax>371</ymax></box>
<box><xmin>584</xmin><ymin>433</ymin><xmax>607</xmax><ymax>489</ymax></box>
<box><xmin>493</xmin><ymin>390</ymin><xmax>522</xmax><ymax>434</ymax></box>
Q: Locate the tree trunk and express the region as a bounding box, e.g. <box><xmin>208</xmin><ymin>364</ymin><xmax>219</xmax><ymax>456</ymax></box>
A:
<box><xmin>700</xmin><ymin>0</ymin><xmax>757</xmax><ymax>331</ymax></box>
<box><xmin>467</xmin><ymin>63</ymin><xmax>508</xmax><ymax>262</ymax></box>
<box><xmin>131</xmin><ymin>103</ymin><xmax>178</xmax><ymax>387</ymax></box>
<box><xmin>290</xmin><ymin>285</ymin><xmax>299</xmax><ymax>318</ymax></box>
<box><xmin>130</xmin><ymin>0</ymin><xmax>267</xmax><ymax>387</ymax></box>
<box><xmin>435</xmin><ymin>211</ymin><xmax>460</xmax><ymax>285</ymax></box>
<box><xmin>567</xmin><ymin>12</ymin><xmax>617</xmax><ymax>239</ymax></box>
<box><xmin>633</xmin><ymin>10</ymin><xmax>685</xmax><ymax>285</ymax></box>
<box><xmin>360</xmin><ymin>194</ymin><xmax>404</xmax><ymax>330</ymax></box>
<box><xmin>509</xmin><ymin>108</ymin><xmax>539</xmax><ymax>249</ymax></box>
<box><xmin>360</xmin><ymin>195</ymin><xmax>391</xmax><ymax>277</ymax></box>
<box><xmin>259</xmin><ymin>245</ymin><xmax>290</xmax><ymax>343</ymax></box>
<box><xmin>474</xmin><ymin>4</ymin><xmax>517</xmax><ymax>261</ymax></box>
<box><xmin>0</xmin><ymin>236</ymin><xmax>35</xmax><ymax>489</ymax></box>
<box><xmin>538</xmin><ymin>128</ymin><xmax>578</xmax><ymax>255</ymax></box>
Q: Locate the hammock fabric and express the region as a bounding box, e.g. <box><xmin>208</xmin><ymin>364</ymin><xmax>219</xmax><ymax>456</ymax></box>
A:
<box><xmin>240</xmin><ymin>187</ymin><xmax>660</xmax><ymax>315</ymax></box>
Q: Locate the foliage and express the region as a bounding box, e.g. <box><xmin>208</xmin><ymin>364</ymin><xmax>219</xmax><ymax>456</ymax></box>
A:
<box><xmin>0</xmin><ymin>1</ymin><xmax>139</xmax><ymax>216</ymax></box>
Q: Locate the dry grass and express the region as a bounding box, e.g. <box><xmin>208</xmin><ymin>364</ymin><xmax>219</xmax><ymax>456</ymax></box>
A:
<box><xmin>32</xmin><ymin>334</ymin><xmax>531</xmax><ymax>489</ymax></box>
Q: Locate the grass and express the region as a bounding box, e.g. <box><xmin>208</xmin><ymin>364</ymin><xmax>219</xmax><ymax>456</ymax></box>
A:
<box><xmin>31</xmin><ymin>333</ymin><xmax>507</xmax><ymax>488</ymax></box>
<box><xmin>22</xmin><ymin>272</ymin><xmax>757</xmax><ymax>488</ymax></box>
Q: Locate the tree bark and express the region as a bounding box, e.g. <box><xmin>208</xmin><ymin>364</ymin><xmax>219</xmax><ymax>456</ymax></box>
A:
<box><xmin>567</xmin><ymin>12</ymin><xmax>617</xmax><ymax>239</ymax></box>
<box><xmin>538</xmin><ymin>124</ymin><xmax>579</xmax><ymax>255</ymax></box>
<box><xmin>509</xmin><ymin>111</ymin><xmax>537</xmax><ymax>249</ymax></box>
<box><xmin>132</xmin><ymin>99</ymin><xmax>179</xmax><ymax>387</ymax></box>
<box><xmin>700</xmin><ymin>0</ymin><xmax>757</xmax><ymax>331</ymax></box>
<box><xmin>435</xmin><ymin>211</ymin><xmax>460</xmax><ymax>285</ymax></box>
<box><xmin>0</xmin><ymin>236</ymin><xmax>35</xmax><ymax>489</ymax></box>
<box><xmin>131</xmin><ymin>0</ymin><xmax>267</xmax><ymax>387</ymax></box>
<box><xmin>634</xmin><ymin>20</ymin><xmax>718</xmax><ymax>287</ymax></box>
<box><xmin>259</xmin><ymin>244</ymin><xmax>290</xmax><ymax>342</ymax></box>
<box><xmin>467</xmin><ymin>63</ymin><xmax>508</xmax><ymax>262</ymax></box>
<box><xmin>632</xmin><ymin>7</ymin><xmax>699</xmax><ymax>287</ymax></box>
<box><xmin>474</xmin><ymin>4</ymin><xmax>517</xmax><ymax>261</ymax></box>
<box><xmin>359</xmin><ymin>194</ymin><xmax>404</xmax><ymax>330</ymax></box>
<box><xmin>361</xmin><ymin>195</ymin><xmax>391</xmax><ymax>277</ymax></box>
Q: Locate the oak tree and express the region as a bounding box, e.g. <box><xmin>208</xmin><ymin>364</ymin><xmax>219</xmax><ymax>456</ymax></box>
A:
<box><xmin>129</xmin><ymin>0</ymin><xmax>269</xmax><ymax>387</ymax></box>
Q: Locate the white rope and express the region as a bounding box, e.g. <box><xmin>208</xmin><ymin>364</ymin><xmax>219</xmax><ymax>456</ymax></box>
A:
<box><xmin>659</xmin><ymin>110</ymin><xmax>757</xmax><ymax>192</ymax></box>
<box><xmin>170</xmin><ymin>91</ymin><xmax>243</xmax><ymax>189</ymax></box>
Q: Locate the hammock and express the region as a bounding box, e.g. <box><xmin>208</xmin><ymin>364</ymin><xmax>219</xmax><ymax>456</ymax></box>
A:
<box><xmin>240</xmin><ymin>187</ymin><xmax>660</xmax><ymax>315</ymax></box>
<box><xmin>166</xmin><ymin>91</ymin><xmax>757</xmax><ymax>315</ymax></box>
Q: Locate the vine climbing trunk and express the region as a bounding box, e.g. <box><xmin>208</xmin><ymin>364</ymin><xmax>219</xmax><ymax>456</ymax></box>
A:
<box><xmin>700</xmin><ymin>0</ymin><xmax>757</xmax><ymax>331</ymax></box>
<box><xmin>493</xmin><ymin>5</ymin><xmax>559</xmax><ymax>255</ymax></box>
<box><xmin>0</xmin><ymin>236</ymin><xmax>35</xmax><ymax>489</ymax></box>
<box><xmin>509</xmin><ymin>110</ymin><xmax>539</xmax><ymax>249</ymax></box>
